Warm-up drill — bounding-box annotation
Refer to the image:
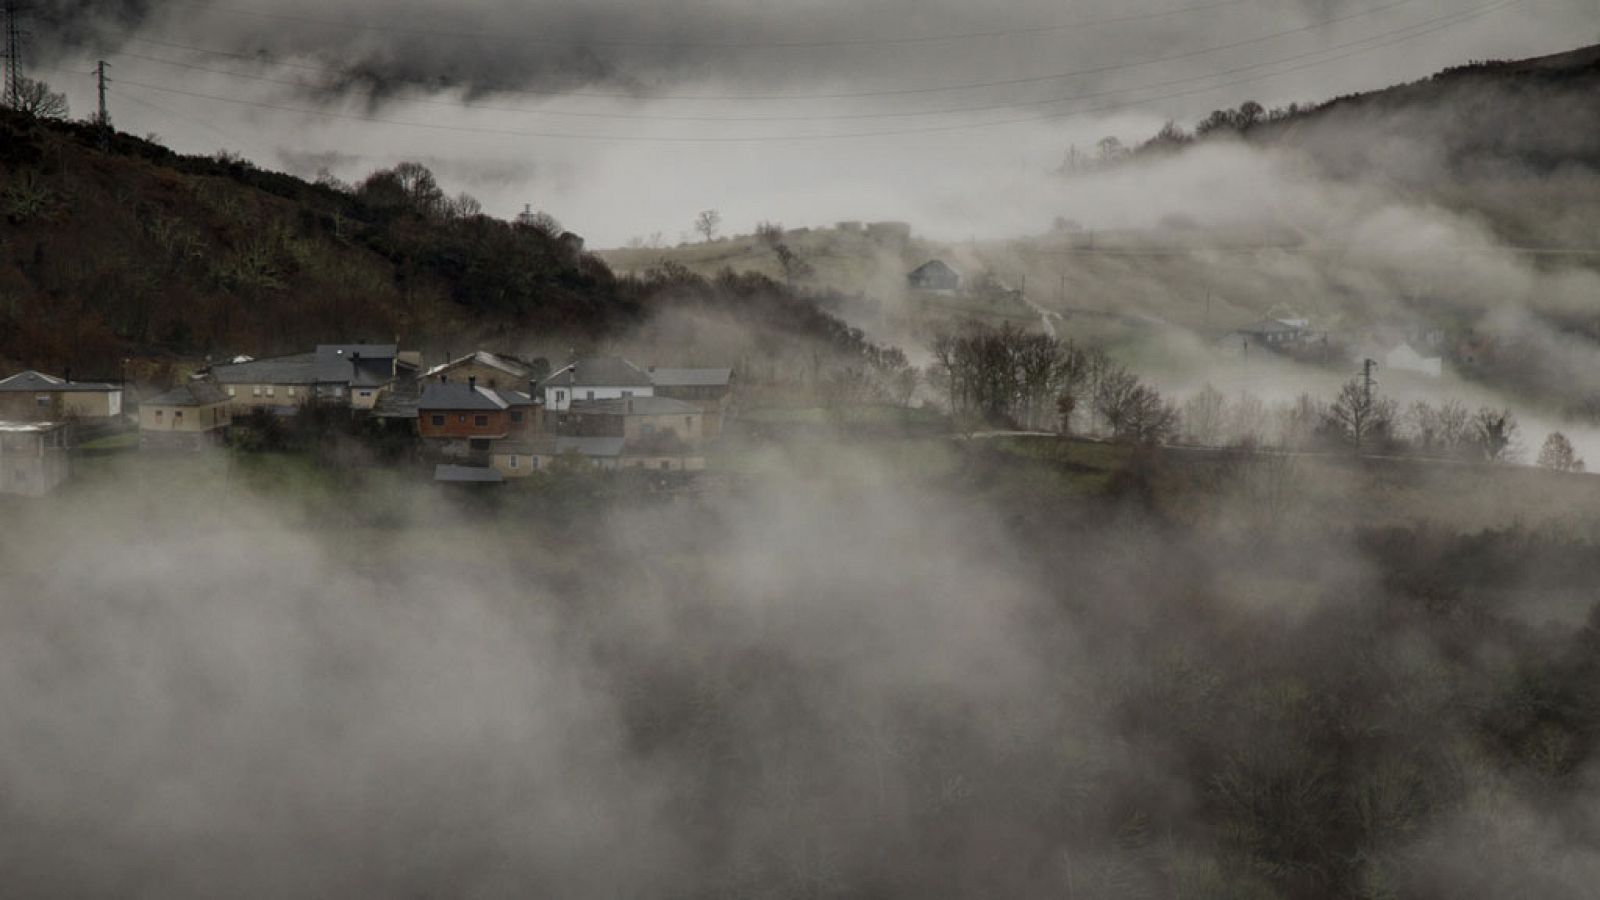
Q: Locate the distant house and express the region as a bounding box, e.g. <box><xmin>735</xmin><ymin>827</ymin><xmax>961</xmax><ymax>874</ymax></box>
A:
<box><xmin>418</xmin><ymin>378</ymin><xmax>536</xmax><ymax>456</ymax></box>
<box><xmin>422</xmin><ymin>351</ymin><xmax>540</xmax><ymax>391</ymax></box>
<box><xmin>492</xmin><ymin>435</ymin><xmax>704</xmax><ymax>476</ymax></box>
<box><xmin>564</xmin><ymin>396</ymin><xmax>705</xmax><ymax>444</ymax></box>
<box><xmin>209</xmin><ymin>344</ymin><xmax>416</xmax><ymax>413</ymax></box>
<box><xmin>908</xmin><ymin>260</ymin><xmax>962</xmax><ymax>293</ymax></box>
<box><xmin>0</xmin><ymin>370</ymin><xmax>123</xmax><ymax>421</ymax></box>
<box><xmin>1383</xmin><ymin>341</ymin><xmax>1444</xmax><ymax>377</ymax></box>
<box><xmin>139</xmin><ymin>382</ymin><xmax>232</xmax><ymax>450</ymax></box>
<box><xmin>646</xmin><ymin>366</ymin><xmax>734</xmax><ymax>437</ymax></box>
<box><xmin>0</xmin><ymin>421</ymin><xmax>70</xmax><ymax>496</ymax></box>
<box><xmin>541</xmin><ymin>356</ymin><xmax>655</xmax><ymax>412</ymax></box>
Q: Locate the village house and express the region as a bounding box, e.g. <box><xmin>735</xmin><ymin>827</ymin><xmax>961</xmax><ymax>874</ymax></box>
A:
<box><xmin>541</xmin><ymin>356</ymin><xmax>655</xmax><ymax>413</ymax></box>
<box><xmin>418</xmin><ymin>378</ymin><xmax>537</xmax><ymax>456</ymax></box>
<box><xmin>907</xmin><ymin>259</ymin><xmax>962</xmax><ymax>293</ymax></box>
<box><xmin>563</xmin><ymin>396</ymin><xmax>705</xmax><ymax>444</ymax></box>
<box><xmin>422</xmin><ymin>351</ymin><xmax>543</xmax><ymax>391</ymax></box>
<box><xmin>208</xmin><ymin>344</ymin><xmax>417</xmax><ymax>413</ymax></box>
<box><xmin>647</xmin><ymin>366</ymin><xmax>734</xmax><ymax>438</ymax></box>
<box><xmin>139</xmin><ymin>382</ymin><xmax>232</xmax><ymax>451</ymax></box>
<box><xmin>0</xmin><ymin>370</ymin><xmax>124</xmax><ymax>421</ymax></box>
<box><xmin>492</xmin><ymin>435</ymin><xmax>705</xmax><ymax>476</ymax></box>
<box><xmin>0</xmin><ymin>421</ymin><xmax>70</xmax><ymax>496</ymax></box>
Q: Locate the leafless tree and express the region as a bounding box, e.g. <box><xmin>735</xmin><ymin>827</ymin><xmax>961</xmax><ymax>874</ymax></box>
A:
<box><xmin>1182</xmin><ymin>384</ymin><xmax>1228</xmax><ymax>446</ymax></box>
<box><xmin>6</xmin><ymin>77</ymin><xmax>68</xmax><ymax>119</ymax></box>
<box><xmin>1324</xmin><ymin>377</ymin><xmax>1396</xmax><ymax>449</ymax></box>
<box><xmin>1471</xmin><ymin>407</ymin><xmax>1521</xmax><ymax>463</ymax></box>
<box><xmin>695</xmin><ymin>209</ymin><xmax>722</xmax><ymax>243</ymax></box>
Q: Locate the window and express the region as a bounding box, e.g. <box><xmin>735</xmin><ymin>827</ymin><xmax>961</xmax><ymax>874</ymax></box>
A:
<box><xmin>174</xmin><ymin>410</ymin><xmax>184</xmax><ymax>421</ymax></box>
<box><xmin>252</xmin><ymin>386</ymin><xmax>262</xmax><ymax>397</ymax></box>
<box><xmin>226</xmin><ymin>386</ymin><xmax>236</xmax><ymax>397</ymax></box>
<box><xmin>333</xmin><ymin>387</ymin><xmax>344</xmax><ymax>397</ymax></box>
<box><xmin>35</xmin><ymin>395</ymin><xmax>49</xmax><ymax>408</ymax></box>
<box><xmin>510</xmin><ymin>411</ymin><xmax>524</xmax><ymax>424</ymax></box>
<box><xmin>660</xmin><ymin>460</ymin><xmax>671</xmax><ymax>471</ymax></box>
<box><xmin>685</xmin><ymin>416</ymin><xmax>694</xmax><ymax>430</ymax></box>
<box><xmin>155</xmin><ymin>409</ymin><xmax>164</xmax><ymax>420</ymax></box>
<box><xmin>288</xmin><ymin>387</ymin><xmax>297</xmax><ymax>398</ymax></box>
<box><xmin>474</xmin><ymin>415</ymin><xmax>489</xmax><ymax>427</ymax></box>
<box><xmin>622</xmin><ymin>390</ymin><xmax>633</xmax><ymax>398</ymax></box>
<box><xmin>509</xmin><ymin>455</ymin><xmax>519</xmax><ymax>469</ymax></box>
<box><xmin>265</xmin><ymin>386</ymin><xmax>275</xmax><ymax>397</ymax></box>
<box><xmin>431</xmin><ymin>415</ymin><xmax>445</xmax><ymax>427</ymax></box>
<box><xmin>586</xmin><ymin>390</ymin><xmax>595</xmax><ymax>400</ymax></box>
<box><xmin>358</xmin><ymin>390</ymin><xmax>372</xmax><ymax>399</ymax></box>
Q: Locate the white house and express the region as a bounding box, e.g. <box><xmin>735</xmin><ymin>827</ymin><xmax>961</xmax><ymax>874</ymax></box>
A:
<box><xmin>541</xmin><ymin>356</ymin><xmax>654</xmax><ymax>411</ymax></box>
<box><xmin>1384</xmin><ymin>341</ymin><xmax>1443</xmax><ymax>377</ymax></box>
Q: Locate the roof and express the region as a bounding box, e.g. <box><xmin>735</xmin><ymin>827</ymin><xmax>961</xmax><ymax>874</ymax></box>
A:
<box><xmin>648</xmin><ymin>367</ymin><xmax>732</xmax><ymax>388</ymax></box>
<box><xmin>1239</xmin><ymin>318</ymin><xmax>1308</xmax><ymax>335</ymax></box>
<box><xmin>210</xmin><ymin>345</ymin><xmax>400</xmax><ymax>387</ymax></box>
<box><xmin>145</xmin><ymin>382</ymin><xmax>230</xmax><ymax>406</ymax></box>
<box><xmin>423</xmin><ymin>351</ymin><xmax>534</xmax><ymax>381</ymax></box>
<box><xmin>570</xmin><ymin>396</ymin><xmax>702</xmax><ymax>416</ymax></box>
<box><xmin>0</xmin><ymin>370</ymin><xmax>121</xmax><ymax>392</ymax></box>
<box><xmin>0</xmin><ymin>420</ymin><xmax>68</xmax><ymax>433</ymax></box>
<box><xmin>545</xmin><ymin>356</ymin><xmax>652</xmax><ymax>389</ymax></box>
<box><xmin>210</xmin><ymin>353</ymin><xmax>322</xmax><ymax>385</ymax></box>
<box><xmin>417</xmin><ymin>382</ymin><xmax>533</xmax><ymax>411</ymax></box>
<box><xmin>433</xmin><ymin>464</ymin><xmax>505</xmax><ymax>484</ymax></box>
<box><xmin>909</xmin><ymin>259</ymin><xmax>960</xmax><ymax>280</ymax></box>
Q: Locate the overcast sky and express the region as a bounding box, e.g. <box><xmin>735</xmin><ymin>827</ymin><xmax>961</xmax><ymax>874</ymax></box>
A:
<box><xmin>31</xmin><ymin>0</ymin><xmax>1600</xmax><ymax>245</ymax></box>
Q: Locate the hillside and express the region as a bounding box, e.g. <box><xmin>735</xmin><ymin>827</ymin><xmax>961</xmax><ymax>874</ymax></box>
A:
<box><xmin>0</xmin><ymin>109</ymin><xmax>884</xmax><ymax>384</ymax></box>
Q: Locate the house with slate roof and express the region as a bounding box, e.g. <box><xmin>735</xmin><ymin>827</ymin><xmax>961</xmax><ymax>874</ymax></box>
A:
<box><xmin>208</xmin><ymin>344</ymin><xmax>416</xmax><ymax>413</ymax></box>
<box><xmin>0</xmin><ymin>370</ymin><xmax>124</xmax><ymax>421</ymax></box>
<box><xmin>139</xmin><ymin>382</ymin><xmax>232</xmax><ymax>451</ymax></box>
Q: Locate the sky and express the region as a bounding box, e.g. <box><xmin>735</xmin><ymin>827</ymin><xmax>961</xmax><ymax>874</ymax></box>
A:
<box><xmin>27</xmin><ymin>0</ymin><xmax>1600</xmax><ymax>245</ymax></box>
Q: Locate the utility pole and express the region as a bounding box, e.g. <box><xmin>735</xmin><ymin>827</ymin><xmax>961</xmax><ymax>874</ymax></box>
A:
<box><xmin>3</xmin><ymin>0</ymin><xmax>28</xmax><ymax>109</ymax></box>
<box><xmin>1362</xmin><ymin>358</ymin><xmax>1378</xmax><ymax>406</ymax></box>
<box><xmin>95</xmin><ymin>59</ymin><xmax>111</xmax><ymax>149</ymax></box>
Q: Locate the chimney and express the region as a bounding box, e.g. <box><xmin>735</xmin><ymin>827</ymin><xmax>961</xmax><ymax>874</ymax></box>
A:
<box><xmin>468</xmin><ymin>375</ymin><xmax>477</xmax><ymax>392</ymax></box>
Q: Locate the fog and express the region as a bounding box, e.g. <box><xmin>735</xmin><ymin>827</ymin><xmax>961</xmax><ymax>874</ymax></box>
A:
<box><xmin>25</xmin><ymin>0</ymin><xmax>1599</xmax><ymax>242</ymax></box>
<box><xmin>5</xmin><ymin>432</ymin><xmax>1600</xmax><ymax>896</ymax></box>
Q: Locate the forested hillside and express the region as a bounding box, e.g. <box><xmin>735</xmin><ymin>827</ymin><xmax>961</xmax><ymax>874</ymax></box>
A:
<box><xmin>0</xmin><ymin>108</ymin><xmax>879</xmax><ymax>381</ymax></box>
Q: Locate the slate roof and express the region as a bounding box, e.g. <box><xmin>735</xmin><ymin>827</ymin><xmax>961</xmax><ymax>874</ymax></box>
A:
<box><xmin>417</xmin><ymin>382</ymin><xmax>533</xmax><ymax>411</ymax></box>
<box><xmin>0</xmin><ymin>370</ymin><xmax>121</xmax><ymax>392</ymax></box>
<box><xmin>434</xmin><ymin>464</ymin><xmax>505</xmax><ymax>484</ymax></box>
<box><xmin>908</xmin><ymin>259</ymin><xmax>960</xmax><ymax>284</ymax></box>
<box><xmin>545</xmin><ymin>356</ymin><xmax>652</xmax><ymax>389</ymax></box>
<box><xmin>145</xmin><ymin>382</ymin><xmax>230</xmax><ymax>406</ymax></box>
<box><xmin>648</xmin><ymin>367</ymin><xmax>733</xmax><ymax>387</ymax></box>
<box><xmin>423</xmin><ymin>351</ymin><xmax>534</xmax><ymax>381</ymax></box>
<box><xmin>210</xmin><ymin>345</ymin><xmax>400</xmax><ymax>387</ymax></box>
<box><xmin>570</xmin><ymin>396</ymin><xmax>702</xmax><ymax>416</ymax></box>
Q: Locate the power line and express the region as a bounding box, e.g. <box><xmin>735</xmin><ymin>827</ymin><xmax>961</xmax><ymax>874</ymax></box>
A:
<box><xmin>129</xmin><ymin>0</ymin><xmax>1429</xmax><ymax>103</ymax></box>
<box><xmin>72</xmin><ymin>0</ymin><xmax>1518</xmax><ymax>145</ymax></box>
<box><xmin>157</xmin><ymin>0</ymin><xmax>1266</xmax><ymax>50</ymax></box>
<box><xmin>106</xmin><ymin>1</ymin><xmax>1516</xmax><ymax>126</ymax></box>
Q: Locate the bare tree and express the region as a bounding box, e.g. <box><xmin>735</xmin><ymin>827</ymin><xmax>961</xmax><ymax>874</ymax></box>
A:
<box><xmin>1536</xmin><ymin>432</ymin><xmax>1585</xmax><ymax>473</ymax></box>
<box><xmin>1324</xmin><ymin>377</ymin><xmax>1396</xmax><ymax>449</ymax></box>
<box><xmin>1182</xmin><ymin>384</ymin><xmax>1228</xmax><ymax>446</ymax></box>
<box><xmin>774</xmin><ymin>243</ymin><xmax>813</xmax><ymax>286</ymax></box>
<box><xmin>695</xmin><ymin>209</ymin><xmax>722</xmax><ymax>243</ymax></box>
<box><xmin>1470</xmin><ymin>407</ymin><xmax>1520</xmax><ymax>463</ymax></box>
<box><xmin>6</xmin><ymin>77</ymin><xmax>69</xmax><ymax>119</ymax></box>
